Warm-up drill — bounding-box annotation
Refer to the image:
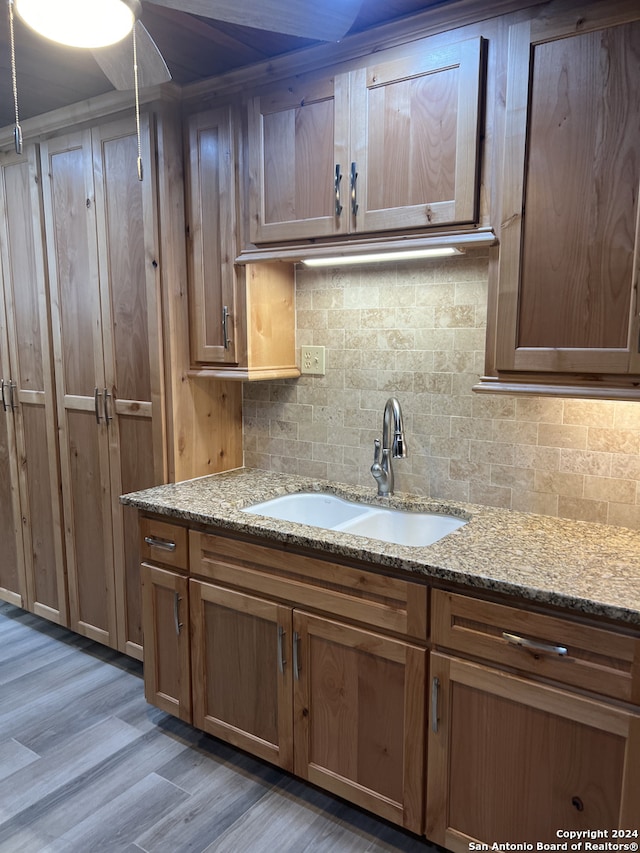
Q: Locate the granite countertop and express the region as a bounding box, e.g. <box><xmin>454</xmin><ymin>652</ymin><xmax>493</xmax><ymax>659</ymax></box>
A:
<box><xmin>121</xmin><ymin>467</ymin><xmax>640</xmax><ymax>628</ymax></box>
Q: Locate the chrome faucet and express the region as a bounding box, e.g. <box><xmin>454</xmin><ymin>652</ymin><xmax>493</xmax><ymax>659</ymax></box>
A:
<box><xmin>370</xmin><ymin>397</ymin><xmax>407</xmax><ymax>496</ymax></box>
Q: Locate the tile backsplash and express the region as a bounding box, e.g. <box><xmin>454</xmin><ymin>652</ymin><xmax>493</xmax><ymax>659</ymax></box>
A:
<box><xmin>243</xmin><ymin>251</ymin><xmax>640</xmax><ymax>530</ymax></box>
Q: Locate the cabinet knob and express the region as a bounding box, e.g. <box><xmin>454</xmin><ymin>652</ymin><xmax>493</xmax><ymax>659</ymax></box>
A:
<box><xmin>571</xmin><ymin>796</ymin><xmax>584</xmax><ymax>812</ymax></box>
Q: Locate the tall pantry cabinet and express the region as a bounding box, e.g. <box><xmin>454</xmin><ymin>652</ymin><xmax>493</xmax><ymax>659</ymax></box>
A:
<box><xmin>0</xmin><ymin>146</ymin><xmax>67</xmax><ymax>623</ymax></box>
<box><xmin>36</xmin><ymin>106</ymin><xmax>243</xmax><ymax>658</ymax></box>
<box><xmin>40</xmin><ymin>115</ymin><xmax>164</xmax><ymax>655</ymax></box>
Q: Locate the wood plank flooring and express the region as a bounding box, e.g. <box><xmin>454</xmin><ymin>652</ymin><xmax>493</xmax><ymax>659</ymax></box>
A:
<box><xmin>0</xmin><ymin>602</ymin><xmax>437</xmax><ymax>853</ymax></box>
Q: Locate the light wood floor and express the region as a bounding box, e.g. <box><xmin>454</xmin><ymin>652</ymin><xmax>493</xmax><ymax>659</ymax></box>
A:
<box><xmin>0</xmin><ymin>602</ymin><xmax>438</xmax><ymax>853</ymax></box>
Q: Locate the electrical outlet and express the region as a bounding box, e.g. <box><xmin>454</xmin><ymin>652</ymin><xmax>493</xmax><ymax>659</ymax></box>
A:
<box><xmin>300</xmin><ymin>345</ymin><xmax>326</xmax><ymax>375</ymax></box>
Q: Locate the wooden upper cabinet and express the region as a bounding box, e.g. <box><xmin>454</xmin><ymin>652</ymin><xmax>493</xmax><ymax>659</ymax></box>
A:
<box><xmin>351</xmin><ymin>37</ymin><xmax>483</xmax><ymax>234</ymax></box>
<box><xmin>247</xmin><ymin>35</ymin><xmax>484</xmax><ymax>244</ymax></box>
<box><xmin>185</xmin><ymin>107</ymin><xmax>298</xmax><ymax>379</ymax></box>
<box><xmin>248</xmin><ymin>72</ymin><xmax>349</xmax><ymax>243</ymax></box>
<box><xmin>186</xmin><ymin>106</ymin><xmax>238</xmax><ymax>365</ymax></box>
<box><xmin>485</xmin><ymin>7</ymin><xmax>640</xmax><ymax>392</ymax></box>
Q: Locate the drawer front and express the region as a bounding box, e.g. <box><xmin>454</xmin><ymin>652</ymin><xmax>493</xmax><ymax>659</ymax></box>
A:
<box><xmin>140</xmin><ymin>517</ymin><xmax>189</xmax><ymax>571</ymax></box>
<box><xmin>189</xmin><ymin>529</ymin><xmax>427</xmax><ymax>642</ymax></box>
<box><xmin>431</xmin><ymin>589</ymin><xmax>640</xmax><ymax>704</ymax></box>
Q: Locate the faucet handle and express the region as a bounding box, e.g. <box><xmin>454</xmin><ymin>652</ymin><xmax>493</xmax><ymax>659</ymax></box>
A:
<box><xmin>373</xmin><ymin>438</ymin><xmax>381</xmax><ymax>465</ymax></box>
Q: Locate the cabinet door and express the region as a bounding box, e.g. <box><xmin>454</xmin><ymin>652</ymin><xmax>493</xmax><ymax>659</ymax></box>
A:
<box><xmin>350</xmin><ymin>37</ymin><xmax>483</xmax><ymax>233</ymax></box>
<box><xmin>140</xmin><ymin>563</ymin><xmax>191</xmax><ymax>722</ymax></box>
<box><xmin>0</xmin><ymin>266</ymin><xmax>25</xmax><ymax>608</ymax></box>
<box><xmin>293</xmin><ymin>610</ymin><xmax>425</xmax><ymax>834</ymax></box>
<box><xmin>41</xmin><ymin>129</ymin><xmax>117</xmax><ymax>648</ymax></box>
<box><xmin>92</xmin><ymin>115</ymin><xmax>164</xmax><ymax>659</ymax></box>
<box><xmin>426</xmin><ymin>653</ymin><xmax>640</xmax><ymax>851</ymax></box>
<box><xmin>248</xmin><ymin>71</ymin><xmax>350</xmax><ymax>242</ymax></box>
<box><xmin>185</xmin><ymin>107</ymin><xmax>238</xmax><ymax>365</ymax></box>
<box><xmin>495</xmin><ymin>14</ymin><xmax>640</xmax><ymax>377</ymax></box>
<box><xmin>190</xmin><ymin>580</ymin><xmax>294</xmax><ymax>770</ymax></box>
<box><xmin>0</xmin><ymin>147</ymin><xmax>66</xmax><ymax>623</ymax></box>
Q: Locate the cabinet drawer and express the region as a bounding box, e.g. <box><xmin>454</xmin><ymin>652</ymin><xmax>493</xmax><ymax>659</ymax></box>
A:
<box><xmin>189</xmin><ymin>530</ymin><xmax>427</xmax><ymax>641</ymax></box>
<box><xmin>431</xmin><ymin>590</ymin><xmax>640</xmax><ymax>704</ymax></box>
<box><xmin>140</xmin><ymin>517</ymin><xmax>189</xmax><ymax>571</ymax></box>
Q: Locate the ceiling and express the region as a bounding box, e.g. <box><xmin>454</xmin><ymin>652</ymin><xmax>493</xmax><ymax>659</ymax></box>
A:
<box><xmin>0</xmin><ymin>0</ymin><xmax>459</xmax><ymax>130</ymax></box>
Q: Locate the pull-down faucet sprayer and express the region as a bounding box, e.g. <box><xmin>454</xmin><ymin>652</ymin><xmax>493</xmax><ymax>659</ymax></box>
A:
<box><xmin>370</xmin><ymin>397</ymin><xmax>407</xmax><ymax>496</ymax></box>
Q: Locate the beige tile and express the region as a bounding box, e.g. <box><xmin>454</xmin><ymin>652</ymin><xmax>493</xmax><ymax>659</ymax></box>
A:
<box><xmin>453</xmin><ymin>328</ymin><xmax>486</xmax><ymax>351</ymax></box>
<box><xmin>613</xmin><ymin>401</ymin><xmax>640</xmax><ymax>430</ymax></box>
<box><xmin>607</xmin><ymin>502</ymin><xmax>640</xmax><ymax>530</ymax></box>
<box><xmin>470</xmin><ymin>440</ymin><xmax>515</xmax><ymax>465</ymax></box>
<box><xmin>379</xmin><ymin>284</ymin><xmax>416</xmax><ymax>307</ymax></box>
<box><xmin>430</xmin><ymin>436</ymin><xmax>470</xmax><ymax>461</ymax></box>
<box><xmin>515</xmin><ymin>397</ymin><xmax>564</xmax><ymax>423</ymax></box>
<box><xmin>511</xmin><ymin>491</ymin><xmax>559</xmax><ymax>517</ymax></box>
<box><xmin>312</xmin><ymin>288</ymin><xmax>344</xmax><ymax>309</ymax></box>
<box><xmin>557</xmin><ymin>496</ymin><xmax>608</xmax><ymax>524</ymax></box>
<box><xmin>472</xmin><ymin>395</ymin><xmax>516</xmax><ymax>420</ymax></box>
<box><xmin>454</xmin><ymin>280</ymin><xmax>488</xmax><ymax>305</ymax></box>
<box><xmin>534</xmin><ymin>470</ymin><xmax>584</xmax><ymax>498</ymax></box>
<box><xmin>562</xmin><ymin>399</ymin><xmax>616</xmax><ymax>428</ymax></box>
<box><xmin>491</xmin><ymin>465</ymin><xmax>536</xmax><ymax>491</ymax></box>
<box><xmin>559</xmin><ymin>448</ymin><xmax>611</xmax><ymax>477</ymax></box>
<box><xmin>450</xmin><ymin>416</ymin><xmax>492</xmax><ymax>439</ymax></box>
<box><xmin>587</xmin><ymin>427</ymin><xmax>640</xmax><ymax>455</ymax></box>
<box><xmin>610</xmin><ymin>454</ymin><xmax>640</xmax><ymax>481</ymax></box>
<box><xmin>492</xmin><ymin>419</ymin><xmax>538</xmax><ymax>445</ymax></box>
<box><xmin>469</xmin><ymin>482</ymin><xmax>512</xmax><ymax>508</ymax></box>
<box><xmin>434</xmin><ymin>305</ymin><xmax>476</xmax><ymax>328</ymax></box>
<box><xmin>538</xmin><ymin>423</ymin><xmax>588</xmax><ymax>450</ymax></box>
<box><xmin>583</xmin><ymin>475</ymin><xmax>637</xmax><ymax>504</ymax></box>
<box><xmin>513</xmin><ymin>445</ymin><xmax>560</xmax><ymax>471</ymax></box>
<box><xmin>450</xmin><ymin>458</ymin><xmax>491</xmax><ymax>483</ymax></box>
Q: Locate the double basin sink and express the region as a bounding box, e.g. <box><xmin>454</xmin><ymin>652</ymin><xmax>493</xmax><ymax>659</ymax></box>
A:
<box><xmin>242</xmin><ymin>491</ymin><xmax>467</xmax><ymax>548</ymax></box>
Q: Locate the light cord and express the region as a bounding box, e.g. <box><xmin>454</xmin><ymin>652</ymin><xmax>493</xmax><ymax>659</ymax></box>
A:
<box><xmin>133</xmin><ymin>23</ymin><xmax>142</xmax><ymax>180</ymax></box>
<box><xmin>8</xmin><ymin>0</ymin><xmax>23</xmax><ymax>153</ymax></box>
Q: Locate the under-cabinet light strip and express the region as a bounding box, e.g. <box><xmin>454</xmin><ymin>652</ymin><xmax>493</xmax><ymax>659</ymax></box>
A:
<box><xmin>302</xmin><ymin>247</ymin><xmax>462</xmax><ymax>267</ymax></box>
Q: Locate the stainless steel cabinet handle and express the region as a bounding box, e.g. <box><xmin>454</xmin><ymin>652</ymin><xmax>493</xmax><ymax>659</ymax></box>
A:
<box><xmin>1</xmin><ymin>380</ymin><xmax>7</xmax><ymax>413</ymax></box>
<box><xmin>144</xmin><ymin>536</ymin><xmax>177</xmax><ymax>552</ymax></box>
<box><xmin>431</xmin><ymin>676</ymin><xmax>440</xmax><ymax>733</ymax></box>
<box><xmin>350</xmin><ymin>161</ymin><xmax>358</xmax><ymax>216</ymax></box>
<box><xmin>277</xmin><ymin>624</ymin><xmax>286</xmax><ymax>674</ymax></box>
<box><xmin>334</xmin><ymin>164</ymin><xmax>343</xmax><ymax>216</ymax></box>
<box><xmin>222</xmin><ymin>305</ymin><xmax>231</xmax><ymax>349</ymax></box>
<box><xmin>502</xmin><ymin>631</ymin><xmax>568</xmax><ymax>657</ymax></box>
<box><xmin>293</xmin><ymin>630</ymin><xmax>300</xmax><ymax>681</ymax></box>
<box><xmin>8</xmin><ymin>381</ymin><xmax>16</xmax><ymax>411</ymax></box>
<box><xmin>103</xmin><ymin>388</ymin><xmax>112</xmax><ymax>424</ymax></box>
<box><xmin>173</xmin><ymin>592</ymin><xmax>182</xmax><ymax>635</ymax></box>
<box><xmin>94</xmin><ymin>387</ymin><xmax>102</xmax><ymax>424</ymax></box>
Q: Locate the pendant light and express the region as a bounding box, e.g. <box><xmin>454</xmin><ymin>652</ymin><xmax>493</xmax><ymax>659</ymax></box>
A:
<box><xmin>13</xmin><ymin>0</ymin><xmax>140</xmax><ymax>49</ymax></box>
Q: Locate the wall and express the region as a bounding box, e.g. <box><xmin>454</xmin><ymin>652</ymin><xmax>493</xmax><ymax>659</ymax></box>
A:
<box><xmin>243</xmin><ymin>251</ymin><xmax>640</xmax><ymax>530</ymax></box>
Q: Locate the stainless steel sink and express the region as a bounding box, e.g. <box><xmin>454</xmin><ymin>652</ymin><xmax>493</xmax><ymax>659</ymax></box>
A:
<box><xmin>241</xmin><ymin>492</ymin><xmax>467</xmax><ymax>547</ymax></box>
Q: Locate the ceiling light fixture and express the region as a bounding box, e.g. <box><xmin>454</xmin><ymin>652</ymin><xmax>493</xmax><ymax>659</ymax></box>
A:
<box><xmin>14</xmin><ymin>0</ymin><xmax>140</xmax><ymax>49</ymax></box>
<box><xmin>302</xmin><ymin>247</ymin><xmax>462</xmax><ymax>267</ymax></box>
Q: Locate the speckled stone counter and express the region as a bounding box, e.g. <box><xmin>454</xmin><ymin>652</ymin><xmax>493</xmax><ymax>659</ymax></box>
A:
<box><xmin>121</xmin><ymin>467</ymin><xmax>640</xmax><ymax>628</ymax></box>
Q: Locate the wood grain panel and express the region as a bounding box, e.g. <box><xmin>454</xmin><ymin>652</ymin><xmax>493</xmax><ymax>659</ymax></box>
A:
<box><xmin>20</xmin><ymin>404</ymin><xmax>59</xmax><ymax>612</ymax></box>
<box><xmin>431</xmin><ymin>589</ymin><xmax>640</xmax><ymax>703</ymax></box>
<box><xmin>1</xmin><ymin>159</ymin><xmax>44</xmax><ymax>392</ymax></box>
<box><xmin>0</xmin><ymin>404</ymin><xmax>22</xmax><ymax>604</ymax></box>
<box><xmin>98</xmin><ymin>131</ymin><xmax>151</xmax><ymax>403</ymax></box>
<box><xmin>248</xmin><ymin>71</ymin><xmax>349</xmax><ymax>242</ymax></box>
<box><xmin>519</xmin><ymin>23</ymin><xmax>640</xmax><ymax>350</ymax></box>
<box><xmin>117</xmin><ymin>416</ymin><xmax>155</xmax><ymax>653</ymax></box>
<box><xmin>294</xmin><ymin>610</ymin><xmax>425</xmax><ymax>833</ymax></box>
<box><xmin>190</xmin><ymin>579</ymin><xmax>294</xmax><ymax>770</ymax></box>
<box><xmin>65</xmin><ymin>409</ymin><xmax>114</xmax><ymax>643</ymax></box>
<box><xmin>141</xmin><ymin>563</ymin><xmax>191</xmax><ymax>721</ymax></box>
<box><xmin>44</xmin><ymin>135</ymin><xmax>103</xmax><ymax>397</ymax></box>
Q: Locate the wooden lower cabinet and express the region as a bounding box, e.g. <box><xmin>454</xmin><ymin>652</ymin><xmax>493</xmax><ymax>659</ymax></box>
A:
<box><xmin>426</xmin><ymin>652</ymin><xmax>640</xmax><ymax>851</ymax></box>
<box><xmin>293</xmin><ymin>611</ymin><xmax>425</xmax><ymax>834</ymax></box>
<box><xmin>187</xmin><ymin>577</ymin><xmax>426</xmax><ymax>833</ymax></box>
<box><xmin>190</xmin><ymin>579</ymin><xmax>294</xmax><ymax>770</ymax></box>
<box><xmin>140</xmin><ymin>563</ymin><xmax>191</xmax><ymax>722</ymax></box>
